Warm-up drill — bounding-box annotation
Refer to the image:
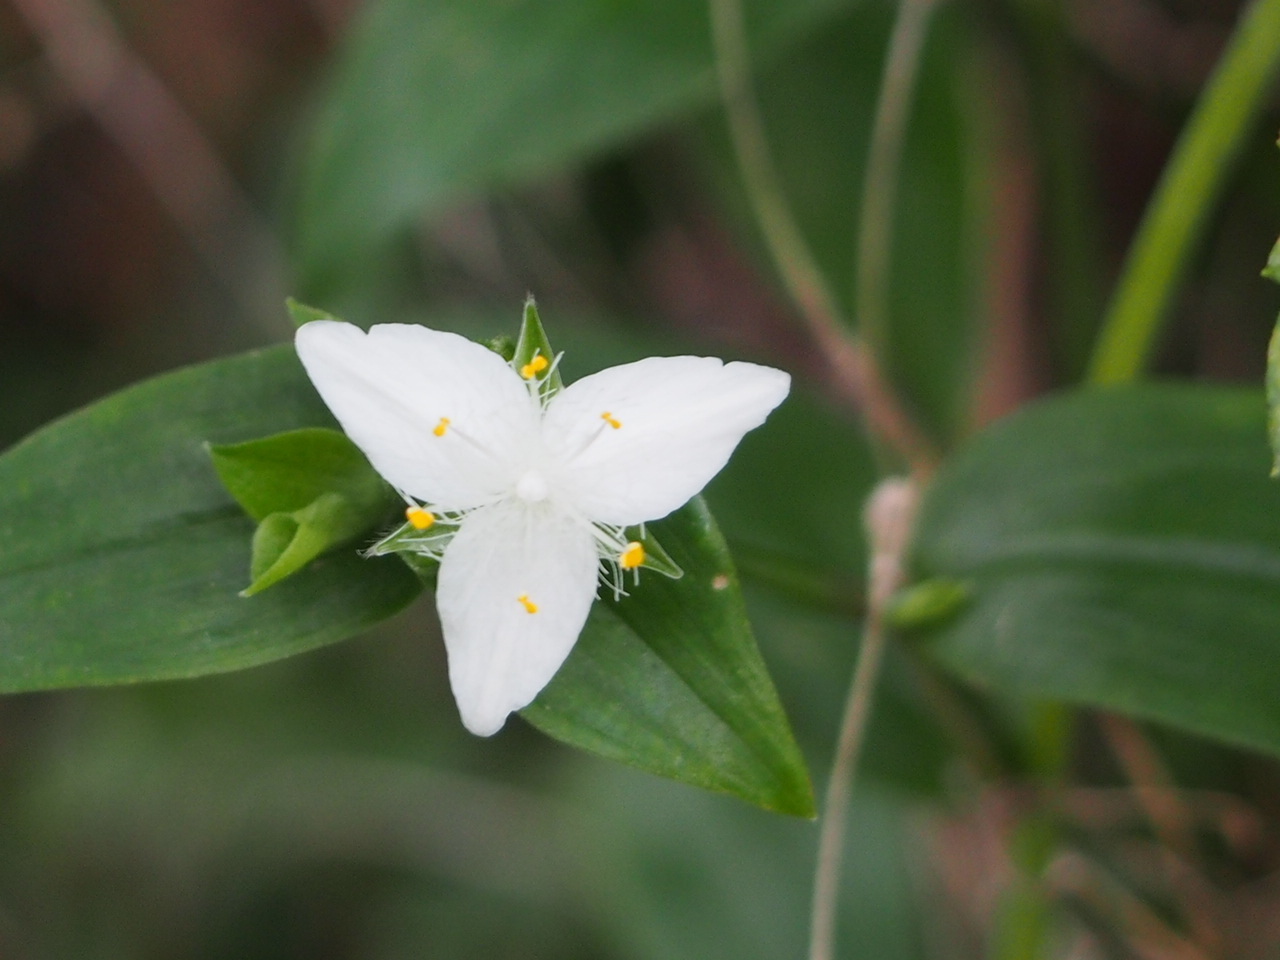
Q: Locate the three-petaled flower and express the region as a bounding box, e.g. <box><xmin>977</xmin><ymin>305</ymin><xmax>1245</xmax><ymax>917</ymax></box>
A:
<box><xmin>296</xmin><ymin>320</ymin><xmax>790</xmax><ymax>735</ymax></box>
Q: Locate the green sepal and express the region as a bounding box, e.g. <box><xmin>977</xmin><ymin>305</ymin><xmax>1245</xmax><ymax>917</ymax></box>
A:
<box><xmin>208</xmin><ymin>428</ymin><xmax>396</xmax><ymax>594</ymax></box>
<box><xmin>884</xmin><ymin>578</ymin><xmax>971</xmax><ymax>631</ymax></box>
<box><xmin>366</xmin><ymin>518</ymin><xmax>458</xmax><ymax>584</ymax></box>
<box><xmin>513</xmin><ymin>296</ymin><xmax>563</xmax><ymax>395</ymax></box>
<box><xmin>286</xmin><ymin>297</ymin><xmax>344</xmax><ymax>328</ymax></box>
<box><xmin>628</xmin><ymin>525</ymin><xmax>683</xmax><ymax>579</ymax></box>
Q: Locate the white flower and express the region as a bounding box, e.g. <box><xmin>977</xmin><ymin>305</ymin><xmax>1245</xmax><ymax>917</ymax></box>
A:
<box><xmin>295</xmin><ymin>320</ymin><xmax>790</xmax><ymax>736</ymax></box>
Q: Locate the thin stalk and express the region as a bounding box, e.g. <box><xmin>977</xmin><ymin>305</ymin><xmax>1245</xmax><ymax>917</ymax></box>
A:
<box><xmin>854</xmin><ymin>0</ymin><xmax>941</xmax><ymax>357</ymax></box>
<box><xmin>1088</xmin><ymin>0</ymin><xmax>1280</xmax><ymax>384</ymax></box>
<box><xmin>809</xmin><ymin>479</ymin><xmax>919</xmax><ymax>960</ymax></box>
<box><xmin>708</xmin><ymin>0</ymin><xmax>938</xmax><ymax>475</ymax></box>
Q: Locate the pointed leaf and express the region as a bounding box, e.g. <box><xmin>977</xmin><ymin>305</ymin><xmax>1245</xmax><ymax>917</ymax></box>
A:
<box><xmin>0</xmin><ymin>346</ymin><xmax>422</xmax><ymax>691</ymax></box>
<box><xmin>209</xmin><ymin>427</ymin><xmax>397</xmax><ymax>594</ymax></box>
<box><xmin>524</xmin><ymin>497</ymin><xmax>814</xmax><ymax>817</ymax></box>
<box><xmin>244</xmin><ymin>492</ymin><xmax>369</xmax><ymax>596</ymax></box>
<box><xmin>249</xmin><ymin>510</ymin><xmax>301</xmax><ymax>582</ymax></box>
<box><xmin>911</xmin><ymin>384</ymin><xmax>1280</xmax><ymax>758</ymax></box>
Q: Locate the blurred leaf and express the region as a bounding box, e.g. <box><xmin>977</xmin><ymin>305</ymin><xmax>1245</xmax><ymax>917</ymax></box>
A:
<box><xmin>746</xmin><ymin>589</ymin><xmax>956</xmax><ymax>796</ymax></box>
<box><xmin>706</xmin><ymin>387</ymin><xmax>877</xmax><ymax>591</ymax></box>
<box><xmin>293</xmin><ymin>0</ymin><xmax>857</xmax><ymax>298</ymax></box>
<box><xmin>911</xmin><ymin>384</ymin><xmax>1280</xmax><ymax>757</ymax></box>
<box><xmin>581</xmin><ymin>767</ymin><xmax>926</xmax><ymax>960</ymax></box>
<box><xmin>525</xmin><ymin>498</ymin><xmax>815</xmax><ymax>817</ymax></box>
<box><xmin>0</xmin><ymin>346</ymin><xmax>423</xmax><ymax>691</ymax></box>
<box><xmin>209</xmin><ymin>427</ymin><xmax>395</xmax><ymax>595</ymax></box>
<box><xmin>884</xmin><ymin>577</ymin><xmax>970</xmax><ymax>630</ymax></box>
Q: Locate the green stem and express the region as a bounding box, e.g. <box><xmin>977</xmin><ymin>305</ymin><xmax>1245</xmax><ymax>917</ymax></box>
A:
<box><xmin>707</xmin><ymin>0</ymin><xmax>939</xmax><ymax>475</ymax></box>
<box><xmin>809</xmin><ymin>479</ymin><xmax>919</xmax><ymax>960</ymax></box>
<box><xmin>854</xmin><ymin>0</ymin><xmax>940</xmax><ymax>358</ymax></box>
<box><xmin>1088</xmin><ymin>0</ymin><xmax>1280</xmax><ymax>385</ymax></box>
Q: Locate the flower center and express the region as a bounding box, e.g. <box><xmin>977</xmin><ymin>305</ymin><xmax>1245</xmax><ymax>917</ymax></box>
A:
<box><xmin>515</xmin><ymin>470</ymin><xmax>549</xmax><ymax>502</ymax></box>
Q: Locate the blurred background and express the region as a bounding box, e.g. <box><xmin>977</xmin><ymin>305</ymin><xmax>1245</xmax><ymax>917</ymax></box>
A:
<box><xmin>2</xmin><ymin>0</ymin><xmax>1280</xmax><ymax>956</ymax></box>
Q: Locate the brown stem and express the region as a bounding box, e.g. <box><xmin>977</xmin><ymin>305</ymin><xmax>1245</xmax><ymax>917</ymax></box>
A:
<box><xmin>11</xmin><ymin>0</ymin><xmax>286</xmax><ymax>323</ymax></box>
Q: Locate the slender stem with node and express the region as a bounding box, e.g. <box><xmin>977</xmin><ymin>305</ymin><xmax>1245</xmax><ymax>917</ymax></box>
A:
<box><xmin>809</xmin><ymin>478</ymin><xmax>919</xmax><ymax>960</ymax></box>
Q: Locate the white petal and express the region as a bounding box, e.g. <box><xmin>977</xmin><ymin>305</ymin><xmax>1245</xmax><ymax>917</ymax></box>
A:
<box><xmin>295</xmin><ymin>321</ymin><xmax>539</xmax><ymax>510</ymax></box>
<box><xmin>542</xmin><ymin>356</ymin><xmax>790</xmax><ymax>525</ymax></box>
<box><xmin>435</xmin><ymin>499</ymin><xmax>598</xmax><ymax>736</ymax></box>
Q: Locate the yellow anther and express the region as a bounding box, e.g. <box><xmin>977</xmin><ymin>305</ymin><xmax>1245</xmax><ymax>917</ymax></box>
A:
<box><xmin>517</xmin><ymin>593</ymin><xmax>539</xmax><ymax>615</ymax></box>
<box><xmin>601</xmin><ymin>411</ymin><xmax>622</xmax><ymax>429</ymax></box>
<box><xmin>433</xmin><ymin>417</ymin><xmax>451</xmax><ymax>437</ymax></box>
<box><xmin>619</xmin><ymin>541</ymin><xmax>646</xmax><ymax>570</ymax></box>
<box><xmin>520</xmin><ymin>354</ymin><xmax>549</xmax><ymax>379</ymax></box>
<box><xmin>405</xmin><ymin>506</ymin><xmax>435</xmax><ymax>530</ymax></box>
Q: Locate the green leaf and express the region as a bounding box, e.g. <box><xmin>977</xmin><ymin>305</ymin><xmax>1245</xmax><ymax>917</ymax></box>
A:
<box><xmin>705</xmin><ymin>387</ymin><xmax>876</xmax><ymax>610</ymax></box>
<box><xmin>285</xmin><ymin>297</ymin><xmax>343</xmax><ymax>328</ymax></box>
<box><xmin>524</xmin><ymin>498</ymin><xmax>814</xmax><ymax>817</ymax></box>
<box><xmin>243</xmin><ymin>493</ymin><xmax>363</xmax><ymax>597</ymax></box>
<box><xmin>0</xmin><ymin>346</ymin><xmax>423</xmax><ymax>691</ymax></box>
<box><xmin>208</xmin><ymin>427</ymin><xmax>389</xmax><ymax>523</ymax></box>
<box><xmin>293</xmin><ymin>0</ymin><xmax>856</xmax><ymax>298</ymax></box>
<box><xmin>209</xmin><ymin>427</ymin><xmax>396</xmax><ymax>594</ymax></box>
<box><xmin>911</xmin><ymin>384</ymin><xmax>1280</xmax><ymax>758</ymax></box>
